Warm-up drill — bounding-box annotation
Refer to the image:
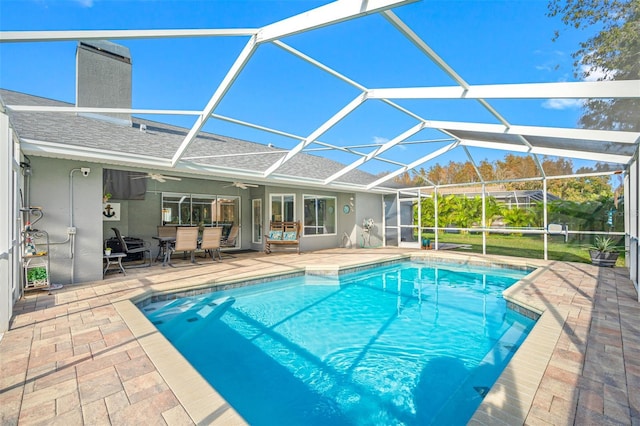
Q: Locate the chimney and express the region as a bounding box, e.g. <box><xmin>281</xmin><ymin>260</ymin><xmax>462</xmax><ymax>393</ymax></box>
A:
<box><xmin>76</xmin><ymin>40</ymin><xmax>132</xmax><ymax>126</ymax></box>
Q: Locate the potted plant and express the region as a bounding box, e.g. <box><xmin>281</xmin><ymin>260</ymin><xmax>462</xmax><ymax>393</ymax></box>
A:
<box><xmin>588</xmin><ymin>236</ymin><xmax>620</xmax><ymax>267</ymax></box>
<box><xmin>421</xmin><ymin>237</ymin><xmax>431</xmax><ymax>250</ymax></box>
<box><xmin>362</xmin><ymin>218</ymin><xmax>375</xmax><ymax>247</ymax></box>
<box><xmin>27</xmin><ymin>266</ymin><xmax>48</xmax><ymax>287</ymax></box>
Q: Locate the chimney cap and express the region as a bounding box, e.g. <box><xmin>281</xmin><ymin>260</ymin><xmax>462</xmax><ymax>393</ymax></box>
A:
<box><xmin>78</xmin><ymin>40</ymin><xmax>131</xmax><ymax>61</ymax></box>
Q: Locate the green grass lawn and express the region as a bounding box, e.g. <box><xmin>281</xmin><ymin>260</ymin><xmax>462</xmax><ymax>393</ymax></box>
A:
<box><xmin>421</xmin><ymin>232</ymin><xmax>625</xmax><ymax>266</ymax></box>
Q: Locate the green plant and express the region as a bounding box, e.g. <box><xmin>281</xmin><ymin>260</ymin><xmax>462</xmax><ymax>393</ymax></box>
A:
<box><xmin>588</xmin><ymin>236</ymin><xmax>619</xmax><ymax>253</ymax></box>
<box><xmin>500</xmin><ymin>206</ymin><xmax>536</xmax><ymax>229</ymax></box>
<box><xmin>27</xmin><ymin>266</ymin><xmax>47</xmax><ymax>282</ymax></box>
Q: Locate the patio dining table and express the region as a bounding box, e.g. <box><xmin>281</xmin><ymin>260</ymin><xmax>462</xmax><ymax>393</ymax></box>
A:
<box><xmin>152</xmin><ymin>236</ymin><xmax>175</xmax><ymax>266</ymax></box>
<box><xmin>154</xmin><ymin>235</ymin><xmax>214</xmax><ymax>266</ymax></box>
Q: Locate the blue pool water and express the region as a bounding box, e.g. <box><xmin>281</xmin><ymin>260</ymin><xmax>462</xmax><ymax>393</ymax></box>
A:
<box><xmin>143</xmin><ymin>261</ymin><xmax>536</xmax><ymax>425</ymax></box>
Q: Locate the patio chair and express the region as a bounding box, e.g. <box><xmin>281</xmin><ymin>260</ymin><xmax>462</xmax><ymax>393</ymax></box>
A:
<box><xmin>111</xmin><ymin>227</ymin><xmax>151</xmax><ymax>268</ymax></box>
<box><xmin>157</xmin><ymin>225</ymin><xmax>177</xmax><ymax>238</ymax></box>
<box><xmin>200</xmin><ymin>227</ymin><xmax>223</xmax><ymax>261</ymax></box>
<box><xmin>155</xmin><ymin>226</ymin><xmax>177</xmax><ymax>261</ymax></box>
<box><xmin>221</xmin><ymin>224</ymin><xmax>239</xmax><ymax>248</ymax></box>
<box><xmin>165</xmin><ymin>226</ymin><xmax>199</xmax><ymax>267</ymax></box>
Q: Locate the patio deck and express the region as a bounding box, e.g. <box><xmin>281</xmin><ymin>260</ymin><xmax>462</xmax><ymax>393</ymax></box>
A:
<box><xmin>1</xmin><ymin>248</ymin><xmax>638</xmax><ymax>425</ymax></box>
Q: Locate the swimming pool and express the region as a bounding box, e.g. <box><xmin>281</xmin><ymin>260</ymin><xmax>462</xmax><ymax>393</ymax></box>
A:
<box><xmin>143</xmin><ymin>260</ymin><xmax>535</xmax><ymax>425</ymax></box>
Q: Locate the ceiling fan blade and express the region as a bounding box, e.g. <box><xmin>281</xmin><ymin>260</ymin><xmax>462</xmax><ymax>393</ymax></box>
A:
<box><xmin>129</xmin><ymin>172</ymin><xmax>181</xmax><ymax>182</ymax></box>
<box><xmin>148</xmin><ymin>173</ymin><xmax>182</xmax><ymax>182</ymax></box>
<box><xmin>226</xmin><ymin>181</ymin><xmax>258</xmax><ymax>189</ymax></box>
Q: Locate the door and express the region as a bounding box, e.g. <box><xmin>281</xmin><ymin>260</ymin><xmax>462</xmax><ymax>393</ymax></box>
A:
<box><xmin>399</xmin><ymin>198</ymin><xmax>419</xmax><ymax>248</ymax></box>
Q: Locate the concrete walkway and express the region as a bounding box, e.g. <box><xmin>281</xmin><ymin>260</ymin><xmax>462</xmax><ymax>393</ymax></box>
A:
<box><xmin>0</xmin><ymin>248</ymin><xmax>638</xmax><ymax>425</ymax></box>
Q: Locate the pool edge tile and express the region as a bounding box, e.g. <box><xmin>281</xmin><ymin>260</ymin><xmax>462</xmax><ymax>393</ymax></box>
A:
<box><xmin>470</xmin><ymin>283</ymin><xmax>569</xmax><ymax>425</ymax></box>
<box><xmin>113</xmin><ymin>299</ymin><xmax>248</xmax><ymax>426</ymax></box>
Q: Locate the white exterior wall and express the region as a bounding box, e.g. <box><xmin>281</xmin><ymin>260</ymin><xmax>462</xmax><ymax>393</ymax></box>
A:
<box><xmin>27</xmin><ymin>157</ymin><xmax>104</xmax><ymax>284</ymax></box>
<box><xmin>354</xmin><ymin>192</ymin><xmax>384</xmax><ymax>248</ymax></box>
<box><xmin>0</xmin><ymin>111</ymin><xmax>21</xmax><ymax>333</ymax></box>
<box><xmin>262</xmin><ymin>187</ymin><xmax>382</xmax><ymax>252</ymax></box>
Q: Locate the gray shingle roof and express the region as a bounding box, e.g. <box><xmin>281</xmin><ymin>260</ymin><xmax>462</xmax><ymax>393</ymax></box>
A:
<box><xmin>1</xmin><ymin>89</ymin><xmax>384</xmax><ymax>189</ymax></box>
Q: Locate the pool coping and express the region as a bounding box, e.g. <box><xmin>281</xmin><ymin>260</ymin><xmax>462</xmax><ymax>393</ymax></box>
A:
<box><xmin>114</xmin><ymin>252</ymin><xmax>554</xmax><ymax>425</ymax></box>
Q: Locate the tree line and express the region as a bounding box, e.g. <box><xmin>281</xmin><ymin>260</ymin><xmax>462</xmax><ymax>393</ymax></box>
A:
<box><xmin>393</xmin><ymin>154</ymin><xmax>620</xmax><ymax>203</ymax></box>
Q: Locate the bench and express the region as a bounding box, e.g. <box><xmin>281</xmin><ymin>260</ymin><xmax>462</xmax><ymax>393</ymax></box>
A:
<box><xmin>265</xmin><ymin>221</ymin><xmax>301</xmax><ymax>254</ymax></box>
<box><xmin>548</xmin><ymin>223</ymin><xmax>568</xmax><ymax>243</ymax></box>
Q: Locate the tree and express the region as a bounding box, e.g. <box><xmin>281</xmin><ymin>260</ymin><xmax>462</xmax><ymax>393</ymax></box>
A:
<box><xmin>404</xmin><ymin>155</ymin><xmax>615</xmax><ymax>202</ymax></box>
<box><xmin>501</xmin><ymin>206</ymin><xmax>536</xmax><ymax>234</ymax></box>
<box><xmin>478</xmin><ymin>160</ymin><xmax>496</xmax><ymax>182</ymax></box>
<box><xmin>548</xmin><ymin>0</ymin><xmax>640</xmax><ymax>131</ymax></box>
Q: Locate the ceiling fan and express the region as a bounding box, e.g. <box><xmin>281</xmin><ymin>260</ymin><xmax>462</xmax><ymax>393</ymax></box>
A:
<box><xmin>224</xmin><ymin>181</ymin><xmax>259</xmax><ymax>190</ymax></box>
<box><xmin>132</xmin><ymin>173</ymin><xmax>182</xmax><ymax>183</ymax></box>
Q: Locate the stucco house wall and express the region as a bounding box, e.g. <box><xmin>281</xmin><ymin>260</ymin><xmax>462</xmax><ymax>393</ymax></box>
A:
<box><xmin>23</xmin><ymin>156</ymin><xmax>379</xmax><ymax>285</ymax></box>
<box><xmin>26</xmin><ymin>157</ymin><xmax>104</xmax><ymax>284</ymax></box>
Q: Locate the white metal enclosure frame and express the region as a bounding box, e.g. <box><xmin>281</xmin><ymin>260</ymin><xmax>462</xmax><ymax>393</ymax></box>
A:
<box><xmin>1</xmin><ymin>0</ymin><xmax>640</xmax><ymax>303</ymax></box>
<box><xmin>1</xmin><ymin>0</ymin><xmax>639</xmax><ymax>193</ymax></box>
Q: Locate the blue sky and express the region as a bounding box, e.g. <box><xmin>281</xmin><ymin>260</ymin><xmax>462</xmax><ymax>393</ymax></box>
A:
<box><xmin>0</xmin><ymin>0</ymin><xmax>599</xmax><ymax>175</ymax></box>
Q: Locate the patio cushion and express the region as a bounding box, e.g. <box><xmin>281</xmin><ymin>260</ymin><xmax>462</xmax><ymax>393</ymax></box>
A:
<box><xmin>283</xmin><ymin>231</ymin><xmax>297</xmax><ymax>241</ymax></box>
<box><xmin>269</xmin><ymin>230</ymin><xmax>282</xmax><ymax>240</ymax></box>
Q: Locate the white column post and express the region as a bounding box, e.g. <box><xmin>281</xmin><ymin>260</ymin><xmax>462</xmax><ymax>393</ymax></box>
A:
<box><xmin>0</xmin><ymin>111</ymin><xmax>18</xmax><ymax>332</ymax></box>
<box><xmin>482</xmin><ymin>183</ymin><xmax>486</xmax><ymax>255</ymax></box>
<box><xmin>543</xmin><ymin>178</ymin><xmax>548</xmax><ymax>261</ymax></box>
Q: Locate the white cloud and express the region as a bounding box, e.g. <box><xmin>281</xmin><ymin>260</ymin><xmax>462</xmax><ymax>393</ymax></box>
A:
<box><xmin>372</xmin><ymin>136</ymin><xmax>389</xmax><ymax>144</ymax></box>
<box><xmin>581</xmin><ymin>64</ymin><xmax>613</xmax><ymax>81</ymax></box>
<box><xmin>534</xmin><ymin>50</ymin><xmax>568</xmax><ymax>73</ymax></box>
<box><xmin>535</xmin><ymin>64</ymin><xmax>553</xmax><ymax>72</ymax></box>
<box><xmin>542</xmin><ymin>98</ymin><xmax>584</xmax><ymax>110</ymax></box>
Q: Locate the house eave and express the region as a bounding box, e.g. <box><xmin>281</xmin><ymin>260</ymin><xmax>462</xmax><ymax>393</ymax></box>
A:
<box><xmin>19</xmin><ymin>138</ymin><xmax>396</xmax><ymax>194</ymax></box>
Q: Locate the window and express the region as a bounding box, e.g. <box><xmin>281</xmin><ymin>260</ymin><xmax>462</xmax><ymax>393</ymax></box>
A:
<box><xmin>303</xmin><ymin>195</ymin><xmax>336</xmax><ymax>235</ymax></box>
<box><xmin>270</xmin><ymin>194</ymin><xmax>295</xmax><ymax>222</ymax></box>
<box><xmin>161</xmin><ymin>192</ymin><xmax>240</xmax><ymax>247</ymax></box>
<box><xmin>162</xmin><ymin>193</ymin><xmax>191</xmax><ymax>225</ymax></box>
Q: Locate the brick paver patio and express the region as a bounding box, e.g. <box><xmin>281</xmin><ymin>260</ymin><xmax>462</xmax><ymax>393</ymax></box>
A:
<box><xmin>1</xmin><ymin>248</ymin><xmax>638</xmax><ymax>425</ymax></box>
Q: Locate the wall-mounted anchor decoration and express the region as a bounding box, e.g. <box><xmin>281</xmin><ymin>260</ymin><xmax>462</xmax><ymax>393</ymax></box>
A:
<box><xmin>103</xmin><ymin>203</ymin><xmax>120</xmax><ymax>221</ymax></box>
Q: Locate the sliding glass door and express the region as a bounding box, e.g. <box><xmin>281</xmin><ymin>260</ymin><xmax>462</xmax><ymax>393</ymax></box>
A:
<box><xmin>161</xmin><ymin>192</ymin><xmax>241</xmax><ymax>248</ymax></box>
